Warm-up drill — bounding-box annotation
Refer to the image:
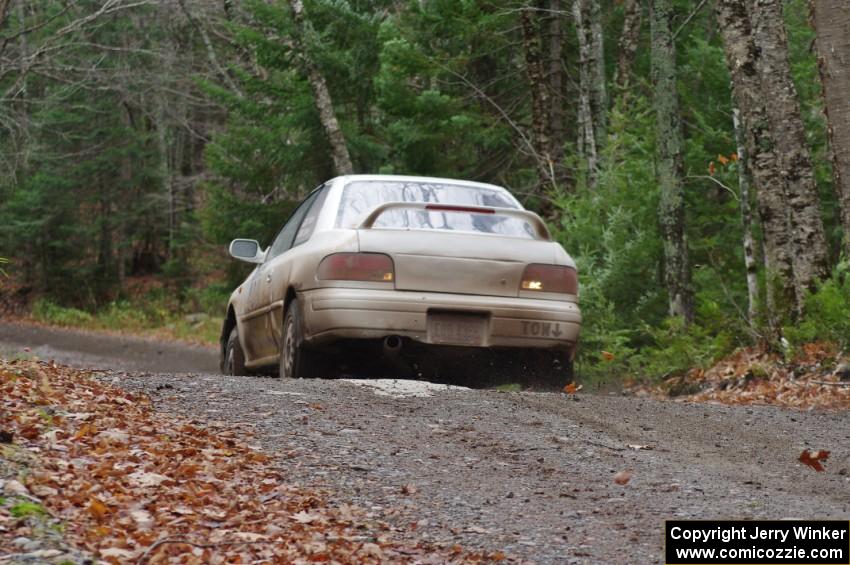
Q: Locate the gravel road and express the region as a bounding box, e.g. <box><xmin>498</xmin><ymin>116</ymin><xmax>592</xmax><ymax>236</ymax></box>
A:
<box><xmin>2</xmin><ymin>321</ymin><xmax>849</xmax><ymax>563</ymax></box>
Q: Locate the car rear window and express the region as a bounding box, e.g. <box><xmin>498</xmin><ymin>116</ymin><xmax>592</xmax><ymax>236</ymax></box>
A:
<box><xmin>336</xmin><ymin>180</ymin><xmax>534</xmax><ymax>238</ymax></box>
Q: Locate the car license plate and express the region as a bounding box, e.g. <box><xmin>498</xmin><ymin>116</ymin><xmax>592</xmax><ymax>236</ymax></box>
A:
<box><xmin>427</xmin><ymin>312</ymin><xmax>488</xmax><ymax>346</ymax></box>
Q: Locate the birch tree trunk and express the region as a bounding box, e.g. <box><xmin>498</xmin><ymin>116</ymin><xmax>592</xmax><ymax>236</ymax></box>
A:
<box><xmin>733</xmin><ymin>107</ymin><xmax>759</xmax><ymax>324</ymax></box>
<box><xmin>811</xmin><ymin>0</ymin><xmax>850</xmax><ymax>257</ymax></box>
<box><xmin>587</xmin><ymin>0</ymin><xmax>607</xmax><ymax>148</ymax></box>
<box><xmin>615</xmin><ymin>0</ymin><xmax>642</xmax><ymax>89</ymax></box>
<box><xmin>751</xmin><ymin>0</ymin><xmax>830</xmax><ymax>308</ymax></box>
<box><xmin>573</xmin><ymin>0</ymin><xmax>597</xmax><ymax>180</ymax></box>
<box><xmin>573</xmin><ymin>0</ymin><xmax>607</xmax><ymax>185</ymax></box>
<box><xmin>715</xmin><ymin>0</ymin><xmax>794</xmax><ymax>326</ymax></box>
<box><xmin>650</xmin><ymin>0</ymin><xmax>693</xmax><ymax>323</ymax></box>
<box><xmin>289</xmin><ymin>0</ymin><xmax>354</xmax><ymax>176</ymax></box>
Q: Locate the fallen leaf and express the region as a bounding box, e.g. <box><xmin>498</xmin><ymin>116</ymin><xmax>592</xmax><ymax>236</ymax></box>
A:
<box><xmin>74</xmin><ymin>423</ymin><xmax>97</xmax><ymax>440</ymax></box>
<box><xmin>88</xmin><ymin>497</ymin><xmax>109</xmax><ymax>520</ymax></box>
<box><xmin>96</xmin><ymin>429</ymin><xmax>129</xmax><ymax>444</ymax></box>
<box><xmin>201</xmin><ymin>508</ymin><xmax>226</xmax><ymax>520</ymax></box>
<box><xmin>4</xmin><ymin>480</ymin><xmax>29</xmax><ymax>495</ymax></box>
<box><xmin>799</xmin><ymin>449</ymin><xmax>830</xmax><ymax>472</ymax></box>
<box><xmin>22</xmin><ymin>549</ymin><xmax>63</xmax><ymax>559</ymax></box>
<box><xmin>232</xmin><ymin>531</ymin><xmax>268</xmax><ymax>541</ymax></box>
<box><xmin>291</xmin><ymin>510</ymin><xmax>324</xmax><ymax>524</ymax></box>
<box><xmin>130</xmin><ymin>509</ymin><xmax>154</xmax><ymax>529</ymax></box>
<box><xmin>31</xmin><ymin>484</ymin><xmax>59</xmax><ymax>497</ymax></box>
<box><xmin>613</xmin><ymin>470</ymin><xmax>633</xmax><ymax>485</ymax></box>
<box><xmin>359</xmin><ymin>543</ymin><xmax>384</xmax><ymax>558</ymax></box>
<box><xmin>100</xmin><ymin>547</ymin><xmax>137</xmax><ymax>559</ymax></box>
<box><xmin>128</xmin><ymin>471</ymin><xmax>170</xmax><ymax>487</ymax></box>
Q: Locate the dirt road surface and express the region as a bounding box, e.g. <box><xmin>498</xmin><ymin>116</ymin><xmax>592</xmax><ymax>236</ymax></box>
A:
<box><xmin>2</xmin><ymin>321</ymin><xmax>848</xmax><ymax>563</ymax></box>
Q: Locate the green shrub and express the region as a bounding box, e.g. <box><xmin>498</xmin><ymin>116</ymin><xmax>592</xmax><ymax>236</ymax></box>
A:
<box><xmin>31</xmin><ymin>298</ymin><xmax>93</xmax><ymax>326</ymax></box>
<box><xmin>785</xmin><ymin>266</ymin><xmax>850</xmax><ymax>349</ymax></box>
<box><xmin>29</xmin><ymin>288</ymin><xmax>224</xmax><ymax>346</ymax></box>
<box><xmin>96</xmin><ymin>301</ymin><xmax>149</xmax><ymax>330</ymax></box>
<box><xmin>10</xmin><ymin>501</ymin><xmax>48</xmax><ymax>518</ymax></box>
<box><xmin>184</xmin><ymin>282</ymin><xmax>230</xmax><ymax>316</ymax></box>
<box><xmin>628</xmin><ymin>317</ymin><xmax>734</xmax><ymax>380</ymax></box>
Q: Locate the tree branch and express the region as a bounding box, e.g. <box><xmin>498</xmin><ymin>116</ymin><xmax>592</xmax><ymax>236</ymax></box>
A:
<box><xmin>177</xmin><ymin>0</ymin><xmax>244</xmax><ymax>98</ymax></box>
<box><xmin>686</xmin><ymin>174</ymin><xmax>739</xmax><ymax>201</ymax></box>
<box><xmin>673</xmin><ymin>0</ymin><xmax>708</xmax><ymax>40</ymax></box>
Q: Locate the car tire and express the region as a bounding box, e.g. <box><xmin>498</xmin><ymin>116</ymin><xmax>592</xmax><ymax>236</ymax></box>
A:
<box><xmin>525</xmin><ymin>349</ymin><xmax>574</xmax><ymax>389</ymax></box>
<box><xmin>279</xmin><ymin>298</ymin><xmax>323</xmax><ymax>379</ymax></box>
<box><xmin>225</xmin><ymin>327</ymin><xmax>248</xmax><ymax>376</ymax></box>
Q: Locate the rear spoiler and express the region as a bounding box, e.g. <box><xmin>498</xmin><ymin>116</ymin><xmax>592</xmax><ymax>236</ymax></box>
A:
<box><xmin>358</xmin><ymin>202</ymin><xmax>552</xmax><ymax>241</ymax></box>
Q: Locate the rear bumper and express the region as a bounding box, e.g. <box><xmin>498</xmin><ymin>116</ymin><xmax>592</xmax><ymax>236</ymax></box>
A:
<box><xmin>301</xmin><ymin>287</ymin><xmax>581</xmax><ymax>350</ymax></box>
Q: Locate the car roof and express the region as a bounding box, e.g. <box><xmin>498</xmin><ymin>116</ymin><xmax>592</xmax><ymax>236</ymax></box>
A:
<box><xmin>331</xmin><ymin>174</ymin><xmax>514</xmax><ymax>196</ymax></box>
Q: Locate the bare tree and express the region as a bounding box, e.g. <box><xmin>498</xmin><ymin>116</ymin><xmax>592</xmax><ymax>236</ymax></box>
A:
<box><xmin>650</xmin><ymin>0</ymin><xmax>693</xmax><ymax>322</ymax></box>
<box><xmin>733</xmin><ymin>107</ymin><xmax>759</xmax><ymax>324</ymax></box>
<box><xmin>177</xmin><ymin>0</ymin><xmax>244</xmax><ymax>99</ymax></box>
<box><xmin>288</xmin><ymin>0</ymin><xmax>354</xmax><ymax>176</ymax></box>
<box><xmin>811</xmin><ymin>0</ymin><xmax>850</xmax><ymax>257</ymax></box>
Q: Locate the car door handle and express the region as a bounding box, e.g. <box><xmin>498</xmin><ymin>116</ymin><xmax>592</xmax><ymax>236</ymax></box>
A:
<box><xmin>266</xmin><ymin>274</ymin><xmax>272</xmax><ymax>283</ymax></box>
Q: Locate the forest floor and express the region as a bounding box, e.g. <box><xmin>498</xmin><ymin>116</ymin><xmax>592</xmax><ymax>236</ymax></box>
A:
<box><xmin>628</xmin><ymin>342</ymin><xmax>850</xmax><ymax>410</ymax></box>
<box><xmin>1</xmin><ymin>321</ymin><xmax>849</xmax><ymax>564</ymax></box>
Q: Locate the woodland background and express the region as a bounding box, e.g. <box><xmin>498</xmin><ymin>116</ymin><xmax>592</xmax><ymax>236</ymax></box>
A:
<box><xmin>1</xmin><ymin>0</ymin><xmax>849</xmax><ymax>381</ymax></box>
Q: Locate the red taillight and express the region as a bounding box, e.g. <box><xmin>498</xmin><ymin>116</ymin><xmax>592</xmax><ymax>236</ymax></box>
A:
<box><xmin>317</xmin><ymin>253</ymin><xmax>394</xmax><ymax>282</ymax></box>
<box><xmin>520</xmin><ymin>264</ymin><xmax>578</xmax><ymax>294</ymax></box>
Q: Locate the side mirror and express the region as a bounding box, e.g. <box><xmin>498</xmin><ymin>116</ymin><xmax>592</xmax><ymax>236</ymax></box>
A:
<box><xmin>229</xmin><ymin>239</ymin><xmax>266</xmax><ymax>264</ymax></box>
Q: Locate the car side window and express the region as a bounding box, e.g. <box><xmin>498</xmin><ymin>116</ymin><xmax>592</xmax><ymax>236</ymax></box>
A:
<box><xmin>293</xmin><ymin>186</ymin><xmax>329</xmax><ymax>247</ymax></box>
<box><xmin>267</xmin><ymin>189</ymin><xmax>321</xmax><ymax>260</ymax></box>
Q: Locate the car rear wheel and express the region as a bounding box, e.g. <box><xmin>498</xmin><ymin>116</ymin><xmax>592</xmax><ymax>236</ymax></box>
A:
<box><xmin>280</xmin><ymin>298</ymin><xmax>324</xmax><ymax>379</ymax></box>
<box><xmin>224</xmin><ymin>327</ymin><xmax>248</xmax><ymax>376</ymax></box>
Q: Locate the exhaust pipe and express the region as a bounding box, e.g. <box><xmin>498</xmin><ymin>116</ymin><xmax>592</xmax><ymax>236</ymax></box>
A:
<box><xmin>382</xmin><ymin>335</ymin><xmax>411</xmax><ymax>378</ymax></box>
<box><xmin>383</xmin><ymin>335</ymin><xmax>403</xmax><ymax>357</ymax></box>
